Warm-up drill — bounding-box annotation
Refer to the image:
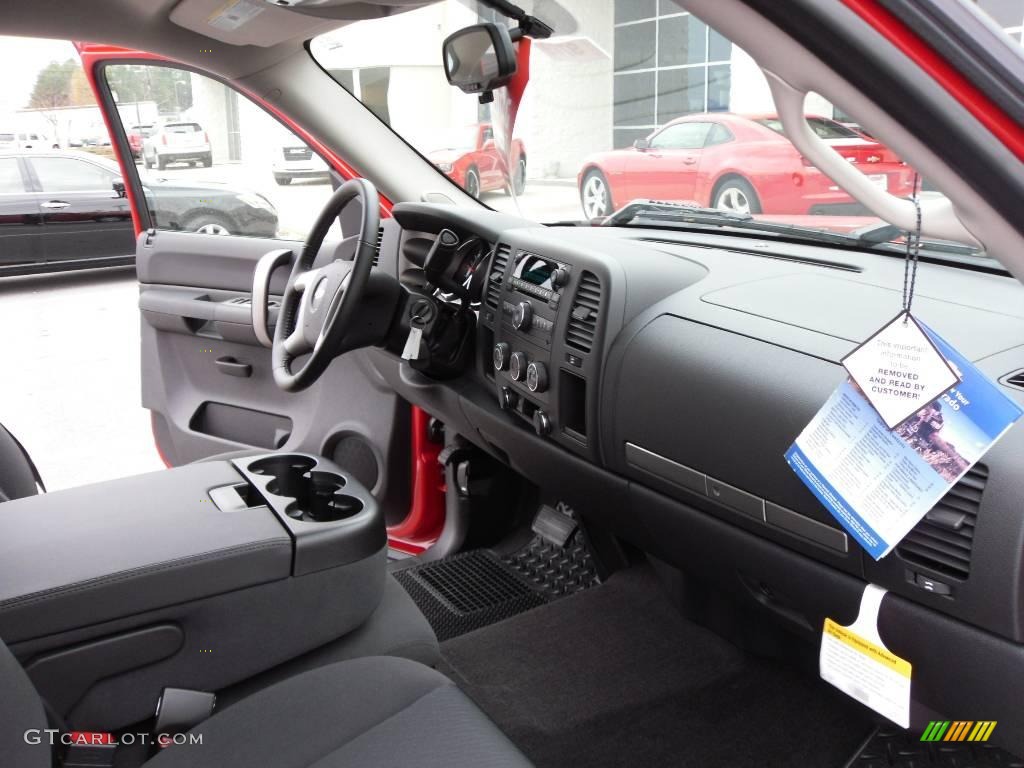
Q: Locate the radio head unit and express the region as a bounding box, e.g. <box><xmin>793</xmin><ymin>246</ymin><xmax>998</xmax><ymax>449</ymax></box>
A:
<box><xmin>510</xmin><ymin>253</ymin><xmax>569</xmax><ymax>299</ymax></box>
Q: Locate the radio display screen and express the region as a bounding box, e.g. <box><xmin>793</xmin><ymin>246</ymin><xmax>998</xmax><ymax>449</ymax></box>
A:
<box><xmin>514</xmin><ymin>255</ymin><xmax>557</xmax><ymax>290</ymax></box>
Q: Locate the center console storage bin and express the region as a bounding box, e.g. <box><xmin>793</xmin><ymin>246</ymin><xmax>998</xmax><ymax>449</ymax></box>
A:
<box><xmin>0</xmin><ymin>453</ymin><xmax>386</xmax><ymax>730</ymax></box>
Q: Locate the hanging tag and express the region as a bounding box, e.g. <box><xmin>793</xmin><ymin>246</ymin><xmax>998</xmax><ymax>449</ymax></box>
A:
<box><xmin>820</xmin><ymin>584</ymin><xmax>911</xmax><ymax>728</ymax></box>
<box><xmin>842</xmin><ymin>312</ymin><xmax>960</xmax><ymax>429</ymax></box>
<box><xmin>401</xmin><ymin>325</ymin><xmax>423</xmax><ymax>361</ymax></box>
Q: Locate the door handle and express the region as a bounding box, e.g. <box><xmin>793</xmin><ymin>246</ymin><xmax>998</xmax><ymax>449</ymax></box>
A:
<box><xmin>682</xmin><ymin>157</ymin><xmax>697</xmax><ymax>165</ymax></box>
<box><xmin>215</xmin><ymin>356</ymin><xmax>252</xmax><ymax>378</ymax></box>
<box><xmin>40</xmin><ymin>200</ymin><xmax>70</xmax><ymax>209</ymax></box>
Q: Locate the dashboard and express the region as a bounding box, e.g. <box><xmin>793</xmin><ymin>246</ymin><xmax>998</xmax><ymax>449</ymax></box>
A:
<box><xmin>376</xmin><ymin>202</ymin><xmax>1024</xmax><ymax>749</ymax></box>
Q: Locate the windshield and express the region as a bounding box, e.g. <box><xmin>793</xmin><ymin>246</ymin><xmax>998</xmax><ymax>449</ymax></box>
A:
<box><xmin>309</xmin><ymin>0</ymin><xmax>1023</xmax><ymax>264</ymax></box>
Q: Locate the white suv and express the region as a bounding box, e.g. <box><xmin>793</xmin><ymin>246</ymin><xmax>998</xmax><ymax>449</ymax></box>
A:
<box><xmin>142</xmin><ymin>122</ymin><xmax>212</xmax><ymax>170</ymax></box>
<box><xmin>271</xmin><ymin>141</ymin><xmax>331</xmax><ymax>185</ymax></box>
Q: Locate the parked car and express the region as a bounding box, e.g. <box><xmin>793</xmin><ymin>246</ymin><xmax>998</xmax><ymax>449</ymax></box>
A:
<box><xmin>0</xmin><ymin>150</ymin><xmax>277</xmax><ymax>274</ymax></box>
<box><xmin>126</xmin><ymin>123</ymin><xmax>155</xmax><ymax>159</ymax></box>
<box><xmin>272</xmin><ymin>141</ymin><xmax>331</xmax><ymax>185</ymax></box>
<box><xmin>426</xmin><ymin>123</ymin><xmax>526</xmax><ymax>198</ymax></box>
<box><xmin>142</xmin><ymin>121</ymin><xmax>212</xmax><ymax>169</ymax></box>
<box><xmin>0</xmin><ymin>130</ymin><xmax>59</xmax><ymax>151</ymax></box>
<box><xmin>577</xmin><ymin>113</ymin><xmax>914</xmax><ymax>219</ymax></box>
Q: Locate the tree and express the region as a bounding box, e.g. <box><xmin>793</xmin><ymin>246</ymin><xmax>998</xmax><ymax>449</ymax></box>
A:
<box><xmin>68</xmin><ymin>67</ymin><xmax>95</xmax><ymax>107</ymax></box>
<box><xmin>27</xmin><ymin>59</ymin><xmax>80</xmax><ymax>134</ymax></box>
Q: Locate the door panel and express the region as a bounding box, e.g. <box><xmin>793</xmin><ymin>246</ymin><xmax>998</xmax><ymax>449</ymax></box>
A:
<box><xmin>0</xmin><ymin>157</ymin><xmax>43</xmax><ymax>269</ymax></box>
<box><xmin>28</xmin><ymin>155</ymin><xmax>134</xmax><ymax>262</ymax></box>
<box><xmin>137</xmin><ymin>226</ymin><xmax>410</xmax><ymax>524</ymax></box>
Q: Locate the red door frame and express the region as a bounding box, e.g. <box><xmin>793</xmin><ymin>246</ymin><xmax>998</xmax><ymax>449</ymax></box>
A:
<box><xmin>74</xmin><ymin>43</ymin><xmax>445</xmax><ymax>552</ymax></box>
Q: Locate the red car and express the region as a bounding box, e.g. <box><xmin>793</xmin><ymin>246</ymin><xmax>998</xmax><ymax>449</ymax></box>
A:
<box><xmin>578</xmin><ymin>113</ymin><xmax>914</xmax><ymax>219</ymax></box>
<box><xmin>427</xmin><ymin>123</ymin><xmax>526</xmax><ymax>198</ymax></box>
<box><xmin>126</xmin><ymin>123</ymin><xmax>155</xmax><ymax>159</ymax></box>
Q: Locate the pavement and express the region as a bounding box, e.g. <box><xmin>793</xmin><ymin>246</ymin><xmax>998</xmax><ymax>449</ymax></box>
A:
<box><xmin>0</xmin><ymin>267</ymin><xmax>165</xmax><ymax>491</ymax></box>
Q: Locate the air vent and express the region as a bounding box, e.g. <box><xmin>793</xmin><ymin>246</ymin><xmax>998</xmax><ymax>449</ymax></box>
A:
<box><xmin>485</xmin><ymin>243</ymin><xmax>511</xmax><ymax>309</ymax></box>
<box><xmin>1005</xmin><ymin>369</ymin><xmax>1024</xmax><ymax>390</ymax></box>
<box><xmin>565</xmin><ymin>271</ymin><xmax>602</xmax><ymax>353</ymax></box>
<box><xmin>372</xmin><ymin>226</ymin><xmax>383</xmax><ymax>267</ymax></box>
<box><xmin>896</xmin><ymin>464</ymin><xmax>988</xmax><ymax>580</ymax></box>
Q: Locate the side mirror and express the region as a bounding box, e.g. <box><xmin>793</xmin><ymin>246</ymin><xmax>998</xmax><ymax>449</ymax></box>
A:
<box><xmin>113</xmin><ymin>179</ymin><xmax>126</xmax><ymax>198</ymax></box>
<box><xmin>443</xmin><ymin>23</ymin><xmax>517</xmax><ymax>101</ymax></box>
<box><xmin>633</xmin><ymin>138</ymin><xmax>651</xmax><ymax>151</ymax></box>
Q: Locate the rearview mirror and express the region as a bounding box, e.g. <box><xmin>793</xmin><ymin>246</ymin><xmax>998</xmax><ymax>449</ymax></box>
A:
<box><xmin>112</xmin><ymin>179</ymin><xmax>126</xmax><ymax>198</ymax></box>
<box><xmin>443</xmin><ymin>23</ymin><xmax>517</xmax><ymax>100</ymax></box>
<box><xmin>633</xmin><ymin>138</ymin><xmax>650</xmax><ymax>150</ymax></box>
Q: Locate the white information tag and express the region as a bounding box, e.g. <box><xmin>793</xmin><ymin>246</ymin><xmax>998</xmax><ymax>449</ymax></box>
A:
<box><xmin>820</xmin><ymin>584</ymin><xmax>911</xmax><ymax>728</ymax></box>
<box><xmin>842</xmin><ymin>313</ymin><xmax>960</xmax><ymax>429</ymax></box>
<box><xmin>401</xmin><ymin>326</ymin><xmax>423</xmax><ymax>361</ymax></box>
<box><xmin>208</xmin><ymin>0</ymin><xmax>264</xmax><ymax>31</ymax></box>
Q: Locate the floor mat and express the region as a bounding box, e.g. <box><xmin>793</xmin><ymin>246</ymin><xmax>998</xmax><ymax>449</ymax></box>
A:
<box><xmin>440</xmin><ymin>566</ymin><xmax>873</xmax><ymax>768</ymax></box>
<box><xmin>846</xmin><ymin>725</ymin><xmax>1023</xmax><ymax>768</ymax></box>
<box><xmin>395</xmin><ymin>506</ymin><xmax>602</xmax><ymax>641</ymax></box>
<box><xmin>394</xmin><ymin>550</ymin><xmax>546</xmax><ymax>642</ymax></box>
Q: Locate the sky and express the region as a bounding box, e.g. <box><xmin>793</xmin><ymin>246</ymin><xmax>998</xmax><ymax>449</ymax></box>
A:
<box><xmin>0</xmin><ymin>36</ymin><xmax>79</xmax><ymax>118</ymax></box>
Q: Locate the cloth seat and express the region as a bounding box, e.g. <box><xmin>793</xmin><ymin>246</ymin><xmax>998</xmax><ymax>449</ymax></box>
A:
<box><xmin>145</xmin><ymin>655</ymin><xmax>532</xmax><ymax>767</ymax></box>
<box><xmin>1</xmin><ymin>637</ymin><xmax>532</xmax><ymax>768</ymax></box>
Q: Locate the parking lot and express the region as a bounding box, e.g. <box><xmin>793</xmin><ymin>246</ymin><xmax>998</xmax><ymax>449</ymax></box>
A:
<box><xmin>0</xmin><ymin>267</ymin><xmax>164</xmax><ymax>491</ymax></box>
<box><xmin>143</xmin><ymin>159</ymin><xmax>586</xmax><ymax>238</ymax></box>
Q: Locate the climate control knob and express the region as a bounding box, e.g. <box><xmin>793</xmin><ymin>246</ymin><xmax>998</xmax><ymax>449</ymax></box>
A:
<box><xmin>493</xmin><ymin>342</ymin><xmax>510</xmax><ymax>371</ymax></box>
<box><xmin>511</xmin><ymin>301</ymin><xmax>533</xmax><ymax>331</ymax></box>
<box><xmin>509</xmin><ymin>352</ymin><xmax>528</xmax><ymax>381</ymax></box>
<box><xmin>526</xmin><ymin>361</ymin><xmax>549</xmax><ymax>393</ymax></box>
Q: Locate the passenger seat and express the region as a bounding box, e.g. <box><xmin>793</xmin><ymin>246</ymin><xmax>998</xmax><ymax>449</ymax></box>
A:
<box><xmin>1</xmin><ymin>639</ymin><xmax>532</xmax><ymax>767</ymax></box>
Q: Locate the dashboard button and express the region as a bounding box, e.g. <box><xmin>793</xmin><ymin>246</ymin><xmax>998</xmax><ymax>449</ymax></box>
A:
<box><xmin>512</xmin><ymin>301</ymin><xmax>533</xmax><ymax>331</ymax></box>
<box><xmin>533</xmin><ymin>410</ymin><xmax>552</xmax><ymax>437</ymax></box>
<box><xmin>493</xmin><ymin>342</ymin><xmax>510</xmax><ymax>371</ymax></box>
<box><xmin>551</xmin><ymin>268</ymin><xmax>569</xmax><ymax>287</ymax></box>
<box><xmin>526</xmin><ymin>361</ymin><xmax>549</xmax><ymax>393</ymax></box>
<box><xmin>509</xmin><ymin>352</ymin><xmax>528</xmax><ymax>381</ymax></box>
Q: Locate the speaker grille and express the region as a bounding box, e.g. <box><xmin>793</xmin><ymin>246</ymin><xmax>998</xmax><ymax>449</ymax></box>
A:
<box><xmin>329</xmin><ymin>435</ymin><xmax>379</xmax><ymax>491</ymax></box>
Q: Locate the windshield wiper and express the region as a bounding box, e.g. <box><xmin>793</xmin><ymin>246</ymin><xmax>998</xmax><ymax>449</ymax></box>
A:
<box><xmin>604</xmin><ymin>200</ymin><xmax>869</xmax><ymax>248</ymax></box>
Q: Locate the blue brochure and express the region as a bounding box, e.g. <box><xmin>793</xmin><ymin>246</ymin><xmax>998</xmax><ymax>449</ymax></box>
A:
<box><xmin>786</xmin><ymin>322</ymin><xmax>1022</xmax><ymax>560</ymax></box>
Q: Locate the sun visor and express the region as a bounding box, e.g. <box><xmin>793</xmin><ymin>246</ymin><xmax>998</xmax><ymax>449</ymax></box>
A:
<box><xmin>169</xmin><ymin>0</ymin><xmax>338</xmax><ymax>47</ymax></box>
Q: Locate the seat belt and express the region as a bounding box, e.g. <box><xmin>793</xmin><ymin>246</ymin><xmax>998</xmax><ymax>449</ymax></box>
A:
<box><xmin>0</xmin><ymin>423</ymin><xmax>45</xmax><ymax>493</ymax></box>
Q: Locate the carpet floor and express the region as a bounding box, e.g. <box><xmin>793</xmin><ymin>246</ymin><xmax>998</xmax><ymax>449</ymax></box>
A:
<box><xmin>439</xmin><ymin>565</ymin><xmax>872</xmax><ymax>768</ymax></box>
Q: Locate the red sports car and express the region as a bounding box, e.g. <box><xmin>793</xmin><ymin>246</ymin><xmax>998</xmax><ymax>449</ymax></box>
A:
<box><xmin>427</xmin><ymin>123</ymin><xmax>526</xmax><ymax>198</ymax></box>
<box><xmin>577</xmin><ymin>113</ymin><xmax>914</xmax><ymax>219</ymax></box>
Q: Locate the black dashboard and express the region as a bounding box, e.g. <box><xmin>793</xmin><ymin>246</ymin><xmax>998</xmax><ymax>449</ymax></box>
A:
<box><xmin>375</xmin><ymin>202</ymin><xmax>1024</xmax><ymax>748</ymax></box>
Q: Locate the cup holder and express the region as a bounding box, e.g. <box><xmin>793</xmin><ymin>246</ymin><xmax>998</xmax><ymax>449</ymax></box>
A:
<box><xmin>248</xmin><ymin>455</ymin><xmax>317</xmax><ymax>498</ymax></box>
<box><xmin>247</xmin><ymin>456</ymin><xmax>361</xmax><ymax>523</ymax></box>
<box><xmin>284</xmin><ymin>471</ymin><xmax>363</xmax><ymax>523</ymax></box>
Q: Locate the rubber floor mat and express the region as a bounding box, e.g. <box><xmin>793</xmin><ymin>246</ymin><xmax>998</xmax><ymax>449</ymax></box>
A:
<box><xmin>394</xmin><ymin>550</ymin><xmax>546</xmax><ymax>641</ymax></box>
<box><xmin>846</xmin><ymin>725</ymin><xmax>1023</xmax><ymax>768</ymax></box>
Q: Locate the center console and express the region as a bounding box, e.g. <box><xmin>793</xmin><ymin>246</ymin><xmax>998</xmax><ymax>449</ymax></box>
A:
<box><xmin>0</xmin><ymin>453</ymin><xmax>385</xmax><ymax>730</ymax></box>
<box><xmin>481</xmin><ymin>244</ymin><xmax>606</xmax><ymax>460</ymax></box>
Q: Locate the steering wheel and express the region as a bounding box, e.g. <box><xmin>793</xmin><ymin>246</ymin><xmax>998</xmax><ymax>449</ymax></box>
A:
<box><xmin>271</xmin><ymin>178</ymin><xmax>380</xmax><ymax>392</ymax></box>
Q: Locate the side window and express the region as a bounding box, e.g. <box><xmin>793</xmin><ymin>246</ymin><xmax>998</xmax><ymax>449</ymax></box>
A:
<box><xmin>33</xmin><ymin>157</ymin><xmax>113</xmax><ymax>192</ymax></box>
<box><xmin>104</xmin><ymin>64</ymin><xmax>338</xmax><ymax>240</ymax></box>
<box><xmin>705</xmin><ymin>123</ymin><xmax>733</xmax><ymax>147</ymax></box>
<box><xmin>649</xmin><ymin>122</ymin><xmax>711</xmax><ymax>150</ymax></box>
<box><xmin>0</xmin><ymin>158</ymin><xmax>25</xmax><ymax>193</ymax></box>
